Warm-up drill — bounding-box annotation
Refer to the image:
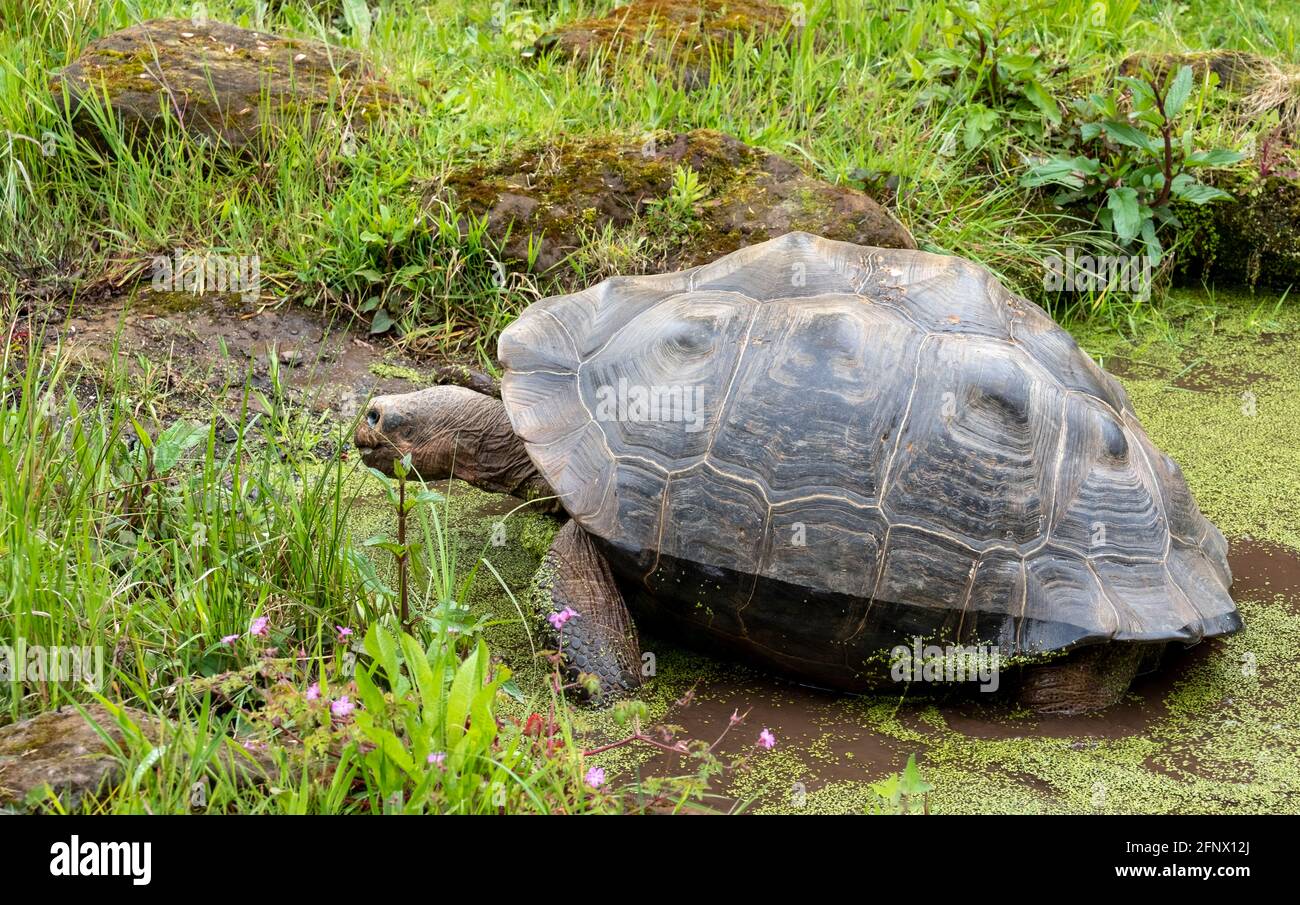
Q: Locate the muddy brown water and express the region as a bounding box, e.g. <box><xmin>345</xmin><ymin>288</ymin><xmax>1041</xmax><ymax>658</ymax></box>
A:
<box><xmin>632</xmin><ymin>540</ymin><xmax>1300</xmax><ymax>802</ymax></box>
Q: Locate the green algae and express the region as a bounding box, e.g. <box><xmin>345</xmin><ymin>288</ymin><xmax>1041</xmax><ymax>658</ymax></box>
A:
<box><xmin>367</xmin><ymin>362</ymin><xmax>425</xmax><ymax>383</ymax></box>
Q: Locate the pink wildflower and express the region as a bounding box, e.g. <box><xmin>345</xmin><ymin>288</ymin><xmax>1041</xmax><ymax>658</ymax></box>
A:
<box><xmin>306</xmin><ymin>682</ymin><xmax>320</xmax><ymax>701</ymax></box>
<box><xmin>757</xmin><ymin>728</ymin><xmax>776</xmax><ymax>750</ymax></box>
<box><xmin>221</xmin><ymin>634</ymin><xmax>240</xmax><ymax>645</ymax></box>
<box><xmin>548</xmin><ymin>606</ymin><xmax>578</xmax><ymax>631</ymax></box>
<box><xmin>250</xmin><ymin>616</ymin><xmax>269</xmax><ymax>637</ymax></box>
<box><xmin>584</xmin><ymin>766</ymin><xmax>606</xmax><ymax>789</ymax></box>
<box><xmin>330</xmin><ymin>696</ymin><xmax>355</xmax><ymax>719</ymax></box>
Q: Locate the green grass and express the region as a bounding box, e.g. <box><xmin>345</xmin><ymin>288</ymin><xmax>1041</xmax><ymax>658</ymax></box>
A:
<box><xmin>0</xmin><ymin>316</ymin><xmax>656</xmax><ymax>813</ymax></box>
<box><xmin>1</xmin><ymin>0</ymin><xmax>1297</xmax><ymax>814</ymax></box>
<box><xmin>3</xmin><ymin>0</ymin><xmax>1294</xmax><ymax>345</ymax></box>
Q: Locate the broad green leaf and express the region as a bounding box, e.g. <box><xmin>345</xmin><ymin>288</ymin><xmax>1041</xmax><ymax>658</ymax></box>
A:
<box><xmin>343</xmin><ymin>0</ymin><xmax>372</xmax><ymax>46</ymax></box>
<box><xmin>153</xmin><ymin>421</ymin><xmax>206</xmax><ymax>475</ymax></box>
<box><xmin>1185</xmin><ymin>148</ymin><xmax>1244</xmax><ymax>167</ymax></box>
<box><xmin>372</xmin><ymin>624</ymin><xmax>401</xmax><ymax>686</ymax></box>
<box><xmin>370</xmin><ymin>308</ymin><xmax>395</xmax><ymax>335</ymax></box>
<box><xmin>1100</xmin><ymin>121</ymin><xmax>1156</xmax><ymax>154</ymax></box>
<box><xmin>1021</xmin><ymin>156</ymin><xmax>1097</xmax><ymax>189</ymax></box>
<box><xmin>1164</xmin><ymin>65</ymin><xmax>1194</xmax><ymax>119</ymax></box>
<box><xmin>1172</xmin><ymin>180</ymin><xmax>1232</xmax><ymax>204</ymax></box>
<box><xmin>1116</xmin><ymin>76</ymin><xmax>1155</xmax><ymax>105</ymax></box>
<box><xmin>899</xmin><ymin>754</ymin><xmax>934</xmax><ymax>796</ymax></box>
<box><xmin>1141</xmin><ymin>218</ymin><xmax>1162</xmax><ymax>266</ymax></box>
<box><xmin>1023</xmin><ymin>80</ymin><xmax>1061</xmax><ymax>124</ymax></box>
<box><xmin>1106</xmin><ymin>186</ymin><xmax>1142</xmax><ymax>242</ymax></box>
<box><xmin>357</xmin><ymin>719</ymin><xmax>414</xmax><ymax>775</ymax></box>
<box><xmin>444</xmin><ymin>647</ymin><xmax>479</xmax><ymax>746</ymax></box>
<box><xmin>354</xmin><ymin>662</ymin><xmax>387</xmax><ymax>714</ymax></box>
<box><xmin>401</xmin><ymin>632</ymin><xmax>438</xmax><ymax>722</ymax></box>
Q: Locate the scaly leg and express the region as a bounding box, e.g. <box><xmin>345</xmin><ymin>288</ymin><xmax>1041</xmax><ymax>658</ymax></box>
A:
<box><xmin>534</xmin><ymin>521</ymin><xmax>642</xmax><ymax>701</ymax></box>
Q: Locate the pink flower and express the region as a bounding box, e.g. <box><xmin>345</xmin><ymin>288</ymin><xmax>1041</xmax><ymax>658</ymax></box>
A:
<box><xmin>330</xmin><ymin>696</ymin><xmax>355</xmax><ymax>719</ymax></box>
<box><xmin>221</xmin><ymin>634</ymin><xmax>240</xmax><ymax>645</ymax></box>
<box><xmin>306</xmin><ymin>682</ymin><xmax>320</xmax><ymax>701</ymax></box>
<box><xmin>336</xmin><ymin>625</ymin><xmax>353</xmax><ymax>641</ymax></box>
<box><xmin>584</xmin><ymin>766</ymin><xmax>606</xmax><ymax>789</ymax></box>
<box><xmin>757</xmin><ymin>728</ymin><xmax>776</xmax><ymax>750</ymax></box>
<box><xmin>250</xmin><ymin>616</ymin><xmax>269</xmax><ymax>637</ymax></box>
<box><xmin>548</xmin><ymin>606</ymin><xmax>578</xmax><ymax>631</ymax></box>
<box><xmin>427</xmin><ymin>752</ymin><xmax>446</xmax><ymax>768</ymax></box>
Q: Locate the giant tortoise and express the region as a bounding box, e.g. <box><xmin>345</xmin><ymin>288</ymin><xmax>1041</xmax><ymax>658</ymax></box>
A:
<box><xmin>354</xmin><ymin>232</ymin><xmax>1241</xmax><ymax>714</ymax></box>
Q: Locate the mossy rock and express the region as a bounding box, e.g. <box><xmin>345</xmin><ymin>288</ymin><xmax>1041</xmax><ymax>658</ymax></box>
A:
<box><xmin>0</xmin><ymin>704</ymin><xmax>155</xmax><ymax>808</ymax></box>
<box><xmin>0</xmin><ymin>702</ymin><xmax>280</xmax><ymax>809</ymax></box>
<box><xmin>50</xmin><ymin>18</ymin><xmax>393</xmax><ymax>150</ymax></box>
<box><xmin>1177</xmin><ymin>165</ymin><xmax>1300</xmax><ymax>290</ymax></box>
<box><xmin>1117</xmin><ymin>50</ymin><xmax>1268</xmax><ymax>94</ymax></box>
<box><xmin>438</xmin><ymin>129</ymin><xmax>915</xmax><ymax>278</ymax></box>
<box><xmin>531</xmin><ymin>0</ymin><xmax>796</xmax><ymax>83</ymax></box>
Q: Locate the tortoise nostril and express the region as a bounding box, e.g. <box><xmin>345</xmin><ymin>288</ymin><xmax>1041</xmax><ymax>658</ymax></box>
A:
<box><xmin>366</xmin><ymin>407</ymin><xmax>381</xmax><ymax>429</ymax></box>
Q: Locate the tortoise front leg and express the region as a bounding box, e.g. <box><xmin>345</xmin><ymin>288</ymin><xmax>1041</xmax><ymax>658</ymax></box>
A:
<box><xmin>534</xmin><ymin>521</ymin><xmax>642</xmax><ymax>701</ymax></box>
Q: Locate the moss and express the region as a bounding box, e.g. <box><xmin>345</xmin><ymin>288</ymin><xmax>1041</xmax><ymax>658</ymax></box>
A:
<box><xmin>1177</xmin><ymin>164</ymin><xmax>1300</xmax><ymax>290</ymax></box>
<box><xmin>52</xmin><ymin>18</ymin><xmax>394</xmax><ymax>151</ymax></box>
<box><xmin>367</xmin><ymin>362</ymin><xmax>425</xmax><ymax>383</ymax></box>
<box><xmin>533</xmin><ymin>0</ymin><xmax>793</xmax><ymax>75</ymax></box>
<box><xmin>438</xmin><ymin>128</ymin><xmax>912</xmax><ymax>281</ymax></box>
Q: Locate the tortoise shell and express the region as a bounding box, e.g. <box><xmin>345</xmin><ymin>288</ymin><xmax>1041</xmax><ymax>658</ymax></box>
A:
<box><xmin>499</xmin><ymin>233</ymin><xmax>1240</xmax><ymax>687</ymax></box>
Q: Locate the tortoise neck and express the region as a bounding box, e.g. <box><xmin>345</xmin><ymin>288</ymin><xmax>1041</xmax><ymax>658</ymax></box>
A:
<box><xmin>452</xmin><ymin>396</ymin><xmax>552</xmax><ymax>504</ymax></box>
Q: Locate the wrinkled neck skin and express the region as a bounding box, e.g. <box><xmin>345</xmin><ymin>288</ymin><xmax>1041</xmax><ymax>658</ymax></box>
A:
<box><xmin>449</xmin><ymin>413</ymin><xmax>552</xmax><ymax>500</ymax></box>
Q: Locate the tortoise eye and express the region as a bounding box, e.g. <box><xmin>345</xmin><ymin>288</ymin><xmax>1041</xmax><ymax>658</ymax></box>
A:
<box><xmin>366</xmin><ymin>407</ymin><xmax>381</xmax><ymax>428</ymax></box>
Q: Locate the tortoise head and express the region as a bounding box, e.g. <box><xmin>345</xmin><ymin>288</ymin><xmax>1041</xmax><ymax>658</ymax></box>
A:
<box><xmin>354</xmin><ymin>385</ymin><xmax>547</xmax><ymax>497</ymax></box>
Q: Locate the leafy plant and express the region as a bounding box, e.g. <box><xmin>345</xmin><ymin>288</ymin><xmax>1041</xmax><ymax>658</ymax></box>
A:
<box><xmin>1022</xmin><ymin>64</ymin><xmax>1244</xmax><ymax>261</ymax></box>
<box><xmin>867</xmin><ymin>754</ymin><xmax>934</xmax><ymax>815</ymax></box>
<box><xmin>905</xmin><ymin>0</ymin><xmax>1061</xmax><ymax>149</ymax></box>
<box><xmin>350</xmin><ymin>624</ymin><xmax>525</xmax><ymax>813</ymax></box>
<box><xmin>648</xmin><ymin>164</ymin><xmax>709</xmax><ymax>224</ymax></box>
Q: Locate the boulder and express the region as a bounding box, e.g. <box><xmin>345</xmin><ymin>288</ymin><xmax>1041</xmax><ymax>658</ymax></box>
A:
<box><xmin>0</xmin><ymin>704</ymin><xmax>156</xmax><ymax>808</ymax></box>
<box><xmin>438</xmin><ymin>129</ymin><xmax>915</xmax><ymax>277</ymax></box>
<box><xmin>0</xmin><ymin>702</ymin><xmax>275</xmax><ymax>809</ymax></box>
<box><xmin>531</xmin><ymin>0</ymin><xmax>795</xmax><ymax>81</ymax></box>
<box><xmin>51</xmin><ymin>18</ymin><xmax>390</xmax><ymax>149</ymax></box>
<box><xmin>1178</xmin><ymin>166</ymin><xmax>1300</xmax><ymax>289</ymax></box>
